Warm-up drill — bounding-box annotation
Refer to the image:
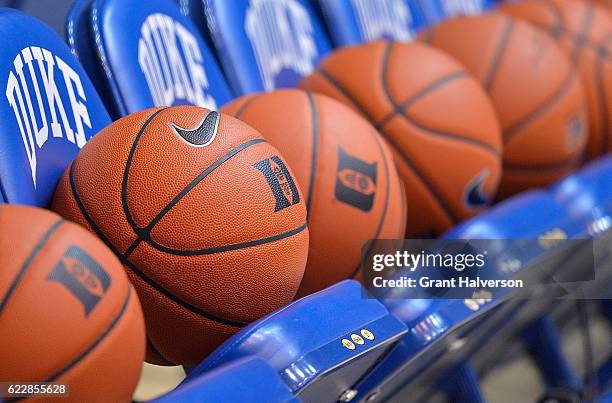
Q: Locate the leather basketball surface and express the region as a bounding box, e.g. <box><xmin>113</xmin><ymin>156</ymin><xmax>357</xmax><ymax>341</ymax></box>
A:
<box><xmin>52</xmin><ymin>106</ymin><xmax>309</xmax><ymax>365</ymax></box>
<box><xmin>0</xmin><ymin>205</ymin><xmax>145</xmax><ymax>403</ymax></box>
<box><xmin>300</xmin><ymin>41</ymin><xmax>502</xmax><ymax>237</ymax></box>
<box><xmin>502</xmin><ymin>0</ymin><xmax>612</xmax><ymax>158</ymax></box>
<box><xmin>425</xmin><ymin>14</ymin><xmax>589</xmax><ymax>198</ymax></box>
<box><xmin>222</xmin><ymin>89</ymin><xmax>406</xmax><ymax>296</ymax></box>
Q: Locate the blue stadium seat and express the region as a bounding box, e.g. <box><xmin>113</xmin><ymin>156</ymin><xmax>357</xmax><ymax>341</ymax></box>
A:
<box><xmin>317</xmin><ymin>0</ymin><xmax>427</xmax><ymax>46</ymax></box>
<box><xmin>154</xmin><ymin>356</ymin><xmax>299</xmax><ymax>403</ymax></box>
<box><xmin>551</xmin><ymin>155</ymin><xmax>612</xmax><ymax>230</ymax></box>
<box><xmin>204</xmin><ymin>0</ymin><xmax>332</xmax><ymax>94</ymax></box>
<box><xmin>184</xmin><ymin>280</ymin><xmax>407</xmax><ymax>402</ymax></box>
<box><xmin>0</xmin><ymin>8</ymin><xmax>110</xmax><ymax>207</ymax></box>
<box><xmin>66</xmin><ymin>0</ymin><xmax>232</xmax><ymax>118</ymax></box>
<box><xmin>351</xmin><ymin>190</ymin><xmax>590</xmax><ymax>402</ymax></box>
<box><xmin>316</xmin><ymin>0</ymin><xmax>499</xmax><ymax>46</ymax></box>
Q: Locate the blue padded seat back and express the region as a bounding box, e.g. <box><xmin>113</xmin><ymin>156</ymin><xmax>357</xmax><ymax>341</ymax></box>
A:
<box><xmin>0</xmin><ymin>8</ymin><xmax>110</xmax><ymax>206</ymax></box>
<box><xmin>69</xmin><ymin>0</ymin><xmax>232</xmax><ymax>118</ymax></box>
<box><xmin>154</xmin><ymin>357</ymin><xmax>299</xmax><ymax>403</ymax></box>
<box><xmin>204</xmin><ymin>0</ymin><xmax>332</xmax><ymax>94</ymax></box>
<box><xmin>318</xmin><ymin>0</ymin><xmax>428</xmax><ymax>46</ymax></box>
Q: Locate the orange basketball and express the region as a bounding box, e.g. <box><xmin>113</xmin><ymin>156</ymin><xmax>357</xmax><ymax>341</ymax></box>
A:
<box><xmin>52</xmin><ymin>106</ymin><xmax>309</xmax><ymax>366</ymax></box>
<box><xmin>502</xmin><ymin>0</ymin><xmax>612</xmax><ymax>158</ymax></box>
<box><xmin>300</xmin><ymin>41</ymin><xmax>502</xmax><ymax>237</ymax></box>
<box><xmin>222</xmin><ymin>89</ymin><xmax>406</xmax><ymax>296</ymax></box>
<box><xmin>0</xmin><ymin>205</ymin><xmax>145</xmax><ymax>403</ymax></box>
<box><xmin>425</xmin><ymin>14</ymin><xmax>589</xmax><ymax>198</ymax></box>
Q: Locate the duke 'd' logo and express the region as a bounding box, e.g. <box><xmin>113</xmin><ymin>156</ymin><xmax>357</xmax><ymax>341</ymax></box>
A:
<box><xmin>254</xmin><ymin>156</ymin><xmax>301</xmax><ymax>212</ymax></box>
<box><xmin>47</xmin><ymin>246</ymin><xmax>111</xmax><ymax>316</ymax></box>
<box><xmin>245</xmin><ymin>0</ymin><xmax>318</xmax><ymax>91</ymax></box>
<box><xmin>335</xmin><ymin>147</ymin><xmax>377</xmax><ymax>212</ymax></box>
<box><xmin>351</xmin><ymin>0</ymin><xmax>414</xmax><ymax>42</ymax></box>
<box><xmin>138</xmin><ymin>13</ymin><xmax>217</xmax><ymax>109</ymax></box>
<box><xmin>5</xmin><ymin>47</ymin><xmax>93</xmax><ymax>188</ymax></box>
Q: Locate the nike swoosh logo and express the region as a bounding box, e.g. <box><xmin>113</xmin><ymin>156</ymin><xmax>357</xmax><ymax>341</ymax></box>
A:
<box><xmin>464</xmin><ymin>169</ymin><xmax>492</xmax><ymax>208</ymax></box>
<box><xmin>170</xmin><ymin>110</ymin><xmax>220</xmax><ymax>147</ymax></box>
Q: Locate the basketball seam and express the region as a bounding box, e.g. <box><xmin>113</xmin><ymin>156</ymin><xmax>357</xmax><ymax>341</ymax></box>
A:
<box><xmin>233</xmin><ymin>95</ymin><xmax>258</xmax><ymax>119</ymax></box>
<box><xmin>315</xmin><ymin>67</ymin><xmax>378</xmax><ymax>122</ymax></box>
<box><xmin>68</xmin><ymin>158</ymin><xmax>248</xmax><ymax>328</ymax></box>
<box><xmin>503</xmin><ymin>70</ymin><xmax>578</xmax><ymax>144</ymax></box>
<box><xmin>146</xmin><ymin>336</ymin><xmax>174</xmax><ymax>366</ymax></box>
<box><xmin>380</xmin><ymin>41</ymin><xmax>461</xmax><ymax>223</ymax></box>
<box><xmin>483</xmin><ymin>17</ymin><xmax>514</xmax><ymax>91</ymax></box>
<box><xmin>598</xmin><ymin>34</ymin><xmax>612</xmax><ymax>153</ymax></box>
<box><xmin>349</xmin><ymin>130</ymin><xmax>392</xmax><ymax>278</ymax></box>
<box><xmin>570</xmin><ymin>4</ymin><xmax>594</xmax><ymax>63</ymax></box>
<box><xmin>0</xmin><ymin>219</ymin><xmax>64</xmax><ymax>316</ymax></box>
<box><xmin>121</xmin><ymin>108</ymin><xmax>169</xmax><ymax>240</ymax></box>
<box><xmin>147</xmin><ymin>223</ymin><xmax>308</xmax><ymax>256</ymax></box>
<box><xmin>540</xmin><ymin>0</ymin><xmax>564</xmax><ymax>37</ymax></box>
<box><xmin>44</xmin><ymin>288</ymin><xmax>133</xmax><ymax>384</ymax></box>
<box><xmin>376</xmin><ymin>70</ymin><xmax>468</xmax><ymax>128</ymax></box>
<box><xmin>540</xmin><ymin>0</ymin><xmax>610</xmax><ymax>60</ymax></box>
<box><xmin>305</xmin><ymin>92</ymin><xmax>320</xmax><ymax>220</ymax></box>
<box><xmin>123</xmin><ymin>137</ymin><xmax>273</xmax><ymax>257</ymax></box>
<box><xmin>503</xmin><ymin>153</ymin><xmax>582</xmax><ymax>171</ymax></box>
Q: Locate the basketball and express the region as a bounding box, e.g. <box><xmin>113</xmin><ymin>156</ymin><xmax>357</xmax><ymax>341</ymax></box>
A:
<box><xmin>300</xmin><ymin>41</ymin><xmax>502</xmax><ymax>237</ymax></box>
<box><xmin>425</xmin><ymin>14</ymin><xmax>589</xmax><ymax>198</ymax></box>
<box><xmin>502</xmin><ymin>0</ymin><xmax>612</xmax><ymax>158</ymax></box>
<box><xmin>52</xmin><ymin>106</ymin><xmax>309</xmax><ymax>366</ymax></box>
<box><xmin>222</xmin><ymin>89</ymin><xmax>406</xmax><ymax>296</ymax></box>
<box><xmin>0</xmin><ymin>205</ymin><xmax>145</xmax><ymax>403</ymax></box>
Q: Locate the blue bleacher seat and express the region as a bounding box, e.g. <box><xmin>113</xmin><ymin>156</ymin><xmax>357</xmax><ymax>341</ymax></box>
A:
<box><xmin>0</xmin><ymin>8</ymin><xmax>110</xmax><ymax>207</ymax></box>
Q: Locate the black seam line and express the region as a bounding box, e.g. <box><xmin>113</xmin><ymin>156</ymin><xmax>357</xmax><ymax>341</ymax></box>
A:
<box><xmin>570</xmin><ymin>4</ymin><xmax>594</xmax><ymax>64</ymax></box>
<box><xmin>305</xmin><ymin>92</ymin><xmax>319</xmax><ymax>220</ymax></box>
<box><xmin>123</xmin><ymin>137</ymin><xmax>268</xmax><ymax>260</ymax></box>
<box><xmin>376</xmin><ymin>71</ymin><xmax>468</xmax><ymax>128</ymax></box>
<box><xmin>483</xmin><ymin>17</ymin><xmax>514</xmax><ymax>91</ymax></box>
<box><xmin>349</xmin><ymin>131</ymin><xmax>391</xmax><ymax>278</ymax></box>
<box><xmin>147</xmin><ymin>335</ymin><xmax>174</xmax><ymax>365</ymax></box>
<box><xmin>541</xmin><ymin>0</ymin><xmax>564</xmax><ymax>38</ymax></box>
<box><xmin>233</xmin><ymin>95</ymin><xmax>258</xmax><ymax>119</ymax></box>
<box><xmin>379</xmin><ymin>41</ymin><xmax>462</xmax><ymax>223</ymax></box>
<box><xmin>47</xmin><ymin>288</ymin><xmax>132</xmax><ymax>382</ymax></box>
<box><xmin>68</xmin><ymin>162</ymin><xmax>247</xmax><ymax>328</ymax></box>
<box><xmin>375</xmin><ymin>46</ymin><xmax>500</xmax><ymax>158</ymax></box>
<box><xmin>121</xmin><ymin>108</ymin><xmax>169</xmax><ymax>240</ymax></box>
<box><xmin>147</xmin><ymin>223</ymin><xmax>308</xmax><ymax>256</ymax></box>
<box><xmin>598</xmin><ymin>34</ymin><xmax>612</xmax><ymax>153</ymax></box>
<box><xmin>553</xmin><ymin>29</ymin><xmax>612</xmax><ymax>60</ymax></box>
<box><xmin>539</xmin><ymin>0</ymin><xmax>610</xmax><ymax>60</ymax></box>
<box><xmin>0</xmin><ymin>219</ymin><xmax>64</xmax><ymax>316</ymax></box>
<box><xmin>315</xmin><ymin>67</ymin><xmax>379</xmax><ymax>123</ymax></box>
<box><xmin>503</xmin><ymin>71</ymin><xmax>577</xmax><ymax>143</ymax></box>
<box><xmin>503</xmin><ymin>154</ymin><xmax>581</xmax><ymax>171</ymax></box>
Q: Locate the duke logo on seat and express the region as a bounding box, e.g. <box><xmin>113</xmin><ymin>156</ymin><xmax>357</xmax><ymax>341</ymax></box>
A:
<box><xmin>5</xmin><ymin>46</ymin><xmax>92</xmax><ymax>188</ymax></box>
<box><xmin>351</xmin><ymin>0</ymin><xmax>414</xmax><ymax>41</ymax></box>
<box><xmin>138</xmin><ymin>13</ymin><xmax>217</xmax><ymax>109</ymax></box>
<box><xmin>245</xmin><ymin>0</ymin><xmax>318</xmax><ymax>91</ymax></box>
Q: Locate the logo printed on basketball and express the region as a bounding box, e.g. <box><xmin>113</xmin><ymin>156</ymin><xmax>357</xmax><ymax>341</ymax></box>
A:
<box><xmin>566</xmin><ymin>114</ymin><xmax>586</xmax><ymax>150</ymax></box>
<box><xmin>253</xmin><ymin>155</ymin><xmax>301</xmax><ymax>212</ymax></box>
<box><xmin>335</xmin><ymin>147</ymin><xmax>377</xmax><ymax>212</ymax></box>
<box><xmin>245</xmin><ymin>0</ymin><xmax>318</xmax><ymax>90</ymax></box>
<box><xmin>463</xmin><ymin>169</ymin><xmax>492</xmax><ymax>209</ymax></box>
<box><xmin>138</xmin><ymin>13</ymin><xmax>217</xmax><ymax>109</ymax></box>
<box><xmin>170</xmin><ymin>110</ymin><xmax>220</xmax><ymax>146</ymax></box>
<box><xmin>5</xmin><ymin>47</ymin><xmax>92</xmax><ymax>188</ymax></box>
<box><xmin>47</xmin><ymin>246</ymin><xmax>111</xmax><ymax>316</ymax></box>
<box><xmin>351</xmin><ymin>0</ymin><xmax>414</xmax><ymax>41</ymax></box>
